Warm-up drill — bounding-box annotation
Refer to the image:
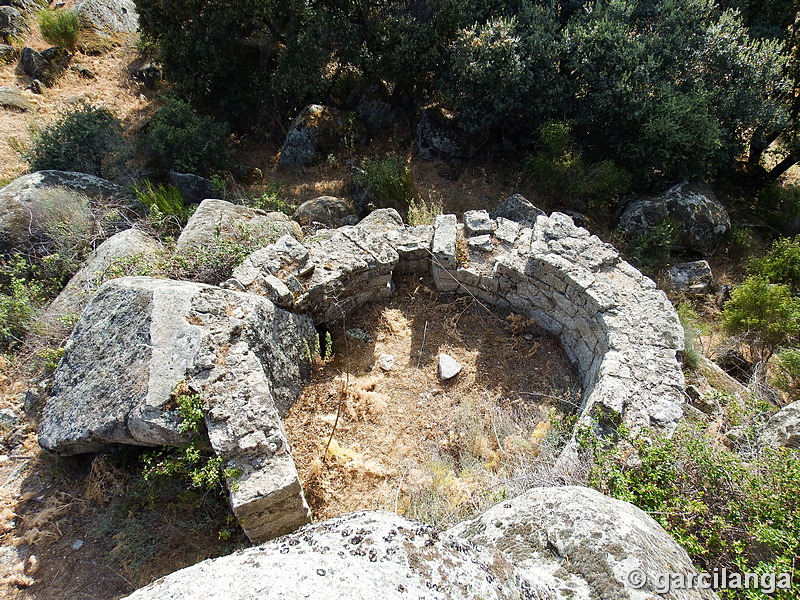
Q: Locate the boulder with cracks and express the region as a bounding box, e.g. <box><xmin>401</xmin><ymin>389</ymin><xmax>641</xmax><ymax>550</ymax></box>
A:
<box><xmin>38</xmin><ymin>276</ymin><xmax>317</xmax><ymax>541</ymax></box>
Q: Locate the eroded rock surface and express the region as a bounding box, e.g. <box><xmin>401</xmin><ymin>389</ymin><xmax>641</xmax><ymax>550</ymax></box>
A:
<box><xmin>0</xmin><ymin>170</ymin><xmax>133</xmax><ymax>254</ymax></box>
<box><xmin>175</xmin><ymin>198</ymin><xmax>301</xmax><ymax>254</ymax></box>
<box><xmin>758</xmin><ymin>400</ymin><xmax>800</xmax><ymax>449</ymax></box>
<box><xmin>38</xmin><ymin>276</ymin><xmax>317</xmax><ymax>541</ymax></box>
<box><xmin>617</xmin><ymin>182</ymin><xmax>730</xmax><ymax>255</ymax></box>
<box><xmin>449</xmin><ymin>486</ymin><xmax>719</xmax><ymax>600</ymax></box>
<box><xmin>121</xmin><ymin>510</ymin><xmax>550</xmax><ymax>600</ymax></box>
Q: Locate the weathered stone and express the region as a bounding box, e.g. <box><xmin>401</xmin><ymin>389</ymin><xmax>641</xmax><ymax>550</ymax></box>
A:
<box><xmin>490</xmin><ymin>194</ymin><xmax>546</xmax><ymax>227</ymax></box>
<box><xmin>120</xmin><ymin>510</ymin><xmax>544</xmax><ymax>600</ymax></box>
<box><xmin>0</xmin><ymin>6</ymin><xmax>26</xmax><ymax>42</ymax></box>
<box><xmin>236</xmin><ymin>227</ymin><xmax>398</xmax><ymax>325</ymax></box>
<box><xmin>38</xmin><ymin>276</ymin><xmax>315</xmax><ymax>453</ymax></box>
<box><xmin>666</xmin><ymin>260</ymin><xmax>715</xmax><ymax>295</ymax></box>
<box><xmin>431</xmin><ymin>214</ymin><xmax>459</xmax><ymax>292</ymax></box>
<box><xmin>0</xmin><ymin>44</ymin><xmax>14</xmax><ymax>63</ymax></box>
<box><xmin>759</xmin><ymin>401</ymin><xmax>800</xmax><ymax>450</ymax></box>
<box><xmin>467</xmin><ymin>234</ymin><xmax>493</xmax><ymax>252</ymax></box>
<box><xmin>280</xmin><ymin>105</ymin><xmax>365</xmax><ymax>167</ymax></box>
<box><xmin>0</xmin><ymin>85</ymin><xmax>32</xmax><ymax>111</ymax></box>
<box><xmin>415</xmin><ymin>106</ymin><xmax>486</xmax><ymax>161</ymax></box>
<box><xmin>376</xmin><ymin>353</ymin><xmax>395</xmax><ymax>371</ymax></box>
<box><xmin>617</xmin><ymin>182</ymin><xmax>730</xmax><ymax>255</ymax></box>
<box><xmin>449</xmin><ymin>486</ymin><xmax>719</xmax><ymax>600</ymax></box>
<box><xmin>345</xmin><ymin>82</ymin><xmax>398</xmax><ymax>132</ymax></box>
<box><xmin>169</xmin><ymin>171</ymin><xmax>216</xmax><ymax>205</ymax></box>
<box><xmin>293</xmin><ymin>196</ymin><xmax>355</xmax><ymax>229</ymax></box>
<box><xmin>356</xmin><ymin>207</ymin><xmax>404</xmax><ymax>230</ymax></box>
<box><xmin>0</xmin><ymin>170</ymin><xmax>134</xmax><ymax>255</ymax></box>
<box><xmin>176</xmin><ymin>199</ymin><xmax>301</xmax><ymax>255</ymax></box>
<box><xmin>38</xmin><ymin>276</ymin><xmax>316</xmax><ymax>541</ymax></box>
<box><xmin>19</xmin><ymin>46</ymin><xmax>69</xmax><ymax>86</ymax></box>
<box><xmin>463</xmin><ymin>209</ymin><xmax>494</xmax><ymax>236</ymax></box>
<box><xmin>35</xmin><ymin>229</ymin><xmax>163</xmax><ymax>343</ymax></box>
<box><xmin>384</xmin><ymin>225</ymin><xmax>432</xmax><ymax>273</ymax></box>
<box><xmin>73</xmin><ymin>0</ymin><xmax>139</xmax><ymax>33</ymax></box>
<box><xmin>438</xmin><ymin>353</ymin><xmax>462</xmax><ymax>380</ymax></box>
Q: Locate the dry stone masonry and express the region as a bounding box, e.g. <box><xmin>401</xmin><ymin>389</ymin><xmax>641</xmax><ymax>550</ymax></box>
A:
<box><xmin>233</xmin><ymin>209</ymin><xmax>685</xmax><ymax>435</ymax></box>
<box><xmin>38</xmin><ymin>207</ymin><xmax>686</xmax><ymax>545</ymax></box>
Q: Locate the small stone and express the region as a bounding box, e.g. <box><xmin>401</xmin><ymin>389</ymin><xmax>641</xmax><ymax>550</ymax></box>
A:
<box><xmin>438</xmin><ymin>354</ymin><xmax>462</xmax><ymax>380</ymax></box>
<box><xmin>346</xmin><ymin>328</ymin><xmax>372</xmax><ymax>342</ymax></box>
<box><xmin>71</xmin><ymin>539</ymin><xmax>84</xmax><ymax>550</ymax></box>
<box><xmin>376</xmin><ymin>354</ymin><xmax>395</xmax><ymax>371</ymax></box>
<box><xmin>467</xmin><ymin>235</ymin><xmax>493</xmax><ymax>252</ymax></box>
<box><xmin>463</xmin><ymin>210</ymin><xmax>494</xmax><ymax>237</ymax></box>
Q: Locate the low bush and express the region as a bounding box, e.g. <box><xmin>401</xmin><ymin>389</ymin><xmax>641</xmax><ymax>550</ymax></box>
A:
<box><xmin>525</xmin><ymin>122</ymin><xmax>631</xmax><ymax>209</ymax></box>
<box><xmin>722</xmin><ymin>276</ymin><xmax>800</xmax><ymax>365</ymax></box>
<box><xmin>625</xmin><ymin>220</ymin><xmax>678</xmax><ymax>274</ymax></box>
<box><xmin>407</xmin><ymin>194</ymin><xmax>443</xmax><ymax>226</ymax></box>
<box><xmin>588</xmin><ymin>421</ymin><xmax>800</xmax><ymax>599</ymax></box>
<box><xmin>38</xmin><ymin>9</ymin><xmax>80</xmax><ymax>53</ymax></box>
<box><xmin>748</xmin><ymin>234</ymin><xmax>800</xmax><ymax>294</ymax></box>
<box><xmin>138</xmin><ymin>97</ymin><xmax>229</xmax><ymax>177</ymax></box>
<box><xmin>134</xmin><ymin>180</ymin><xmax>191</xmax><ymax>234</ymax></box>
<box><xmin>354</xmin><ymin>154</ymin><xmax>414</xmax><ymax>213</ymax></box>
<box><xmin>23</xmin><ymin>103</ymin><xmax>127</xmax><ymax>178</ymax></box>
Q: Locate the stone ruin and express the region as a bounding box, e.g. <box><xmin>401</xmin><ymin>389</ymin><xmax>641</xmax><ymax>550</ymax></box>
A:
<box><xmin>38</xmin><ymin>209</ymin><xmax>685</xmax><ymax>543</ymax></box>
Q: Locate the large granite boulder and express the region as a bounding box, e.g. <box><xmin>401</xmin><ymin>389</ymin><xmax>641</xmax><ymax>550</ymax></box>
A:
<box><xmin>758</xmin><ymin>401</ymin><xmax>800</xmax><ymax>450</ymax></box>
<box><xmin>38</xmin><ymin>276</ymin><xmax>317</xmax><ymax>541</ymax></box>
<box><xmin>169</xmin><ymin>171</ymin><xmax>216</xmax><ymax>205</ymax></box>
<box><xmin>19</xmin><ymin>46</ymin><xmax>70</xmax><ymax>86</ymax></box>
<box><xmin>121</xmin><ymin>510</ymin><xmax>546</xmax><ymax>600</ymax></box>
<box><xmin>279</xmin><ymin>104</ymin><xmax>365</xmax><ymax>167</ymax></box>
<box><xmin>0</xmin><ymin>170</ymin><xmax>134</xmax><ymax>255</ymax></box>
<box><xmin>449</xmin><ymin>486</ymin><xmax>719</xmax><ymax>600</ymax></box>
<box><xmin>490</xmin><ymin>193</ymin><xmax>546</xmax><ymax>228</ymax></box>
<box><xmin>0</xmin><ymin>85</ymin><xmax>32</xmax><ymax>111</ymax></box>
<box><xmin>175</xmin><ymin>198</ymin><xmax>302</xmax><ymax>254</ymax></box>
<box><xmin>0</xmin><ymin>5</ymin><xmax>26</xmax><ymax>43</ymax></box>
<box><xmin>292</xmin><ymin>196</ymin><xmax>356</xmax><ymax>229</ymax></box>
<box><xmin>120</xmin><ymin>489</ymin><xmax>719</xmax><ymax>600</ymax></box>
<box><xmin>34</xmin><ymin>228</ymin><xmax>164</xmax><ymax>343</ymax></box>
<box><xmin>73</xmin><ymin>0</ymin><xmax>139</xmax><ymax>33</ymax></box>
<box><xmin>617</xmin><ymin>182</ymin><xmax>730</xmax><ymax>255</ymax></box>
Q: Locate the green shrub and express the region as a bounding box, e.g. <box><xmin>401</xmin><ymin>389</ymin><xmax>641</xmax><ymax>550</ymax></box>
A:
<box><xmin>625</xmin><ymin>220</ymin><xmax>678</xmax><ymax>274</ymax></box>
<box><xmin>142</xmin><ymin>381</ymin><xmax>241</xmax><ymax>491</ymax></box>
<box><xmin>354</xmin><ymin>154</ymin><xmax>414</xmax><ymax>213</ymax></box>
<box><xmin>24</xmin><ymin>103</ymin><xmax>127</xmax><ymax>178</ymax></box>
<box><xmin>772</xmin><ymin>348</ymin><xmax>800</xmax><ymax>400</ymax></box>
<box><xmin>756</xmin><ymin>184</ymin><xmax>800</xmax><ymax>236</ymax></box>
<box><xmin>589</xmin><ymin>424</ymin><xmax>800</xmax><ymax>599</ymax></box>
<box><xmin>138</xmin><ymin>97</ymin><xmax>229</xmax><ymax>177</ymax></box>
<box><xmin>134</xmin><ymin>180</ymin><xmax>190</xmax><ymax>233</ymax></box>
<box><xmin>38</xmin><ymin>9</ymin><xmax>81</xmax><ymax>53</ymax></box>
<box><xmin>748</xmin><ymin>235</ymin><xmax>800</xmax><ymax>294</ymax></box>
<box><xmin>525</xmin><ymin>122</ymin><xmax>631</xmax><ymax>208</ymax></box>
<box><xmin>0</xmin><ymin>270</ymin><xmax>42</xmax><ymax>351</ymax></box>
<box><xmin>676</xmin><ymin>302</ymin><xmax>709</xmax><ymax>370</ymax></box>
<box><xmin>722</xmin><ymin>276</ymin><xmax>800</xmax><ymax>364</ymax></box>
<box><xmin>407</xmin><ymin>194</ymin><xmax>443</xmax><ymax>226</ymax></box>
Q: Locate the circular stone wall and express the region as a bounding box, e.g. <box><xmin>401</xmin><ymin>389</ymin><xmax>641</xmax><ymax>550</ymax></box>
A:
<box><xmin>233</xmin><ymin>209</ymin><xmax>685</xmax><ymax>436</ymax></box>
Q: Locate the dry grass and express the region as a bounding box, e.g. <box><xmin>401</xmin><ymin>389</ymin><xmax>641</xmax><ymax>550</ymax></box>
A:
<box><xmin>0</xmin><ymin>27</ymin><xmax>156</xmax><ymax>184</ymax></box>
<box><xmin>285</xmin><ymin>275</ymin><xmax>581</xmax><ymax>527</ymax></box>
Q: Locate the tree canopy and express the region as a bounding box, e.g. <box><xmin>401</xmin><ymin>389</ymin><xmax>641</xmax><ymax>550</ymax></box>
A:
<box><xmin>134</xmin><ymin>0</ymin><xmax>799</xmax><ymax>185</ymax></box>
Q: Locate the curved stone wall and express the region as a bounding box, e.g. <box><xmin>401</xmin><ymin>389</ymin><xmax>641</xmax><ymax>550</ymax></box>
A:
<box><xmin>233</xmin><ymin>210</ymin><xmax>685</xmax><ymax>434</ymax></box>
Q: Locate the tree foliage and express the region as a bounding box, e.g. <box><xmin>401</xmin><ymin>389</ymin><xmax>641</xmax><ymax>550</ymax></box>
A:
<box><xmin>134</xmin><ymin>0</ymin><xmax>798</xmax><ymax>183</ymax></box>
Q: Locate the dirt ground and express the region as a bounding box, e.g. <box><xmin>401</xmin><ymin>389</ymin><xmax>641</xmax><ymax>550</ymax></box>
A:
<box><xmin>285</xmin><ymin>275</ymin><xmax>580</xmax><ymax>526</ymax></box>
